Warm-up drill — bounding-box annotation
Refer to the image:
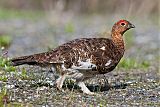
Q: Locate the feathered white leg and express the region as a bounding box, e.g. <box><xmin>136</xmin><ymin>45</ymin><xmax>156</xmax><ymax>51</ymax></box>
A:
<box><xmin>56</xmin><ymin>74</ymin><xmax>66</xmax><ymax>90</ymax></box>
<box><xmin>77</xmin><ymin>81</ymin><xmax>94</xmax><ymax>95</ymax></box>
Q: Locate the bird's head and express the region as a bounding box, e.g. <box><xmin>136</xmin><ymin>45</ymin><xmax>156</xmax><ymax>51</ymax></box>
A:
<box><xmin>112</xmin><ymin>20</ymin><xmax>135</xmax><ymax>35</ymax></box>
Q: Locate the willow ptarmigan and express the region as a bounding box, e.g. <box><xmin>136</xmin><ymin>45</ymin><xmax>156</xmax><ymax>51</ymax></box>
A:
<box><xmin>11</xmin><ymin>20</ymin><xmax>135</xmax><ymax>95</ymax></box>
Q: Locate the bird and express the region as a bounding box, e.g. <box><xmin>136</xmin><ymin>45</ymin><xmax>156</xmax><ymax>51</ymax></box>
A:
<box><xmin>11</xmin><ymin>19</ymin><xmax>135</xmax><ymax>95</ymax></box>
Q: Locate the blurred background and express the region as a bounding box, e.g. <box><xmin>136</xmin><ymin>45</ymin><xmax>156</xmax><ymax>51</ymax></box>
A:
<box><xmin>0</xmin><ymin>0</ymin><xmax>158</xmax><ymax>17</ymax></box>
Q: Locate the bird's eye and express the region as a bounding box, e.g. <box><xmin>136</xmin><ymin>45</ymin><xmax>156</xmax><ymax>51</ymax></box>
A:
<box><xmin>121</xmin><ymin>22</ymin><xmax>126</xmax><ymax>26</ymax></box>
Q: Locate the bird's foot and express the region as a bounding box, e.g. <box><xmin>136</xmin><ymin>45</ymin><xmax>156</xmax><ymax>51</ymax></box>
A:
<box><xmin>56</xmin><ymin>74</ymin><xmax>66</xmax><ymax>92</ymax></box>
<box><xmin>56</xmin><ymin>86</ymin><xmax>65</xmax><ymax>92</ymax></box>
<box><xmin>56</xmin><ymin>81</ymin><xmax>65</xmax><ymax>92</ymax></box>
<box><xmin>78</xmin><ymin>81</ymin><xmax>96</xmax><ymax>95</ymax></box>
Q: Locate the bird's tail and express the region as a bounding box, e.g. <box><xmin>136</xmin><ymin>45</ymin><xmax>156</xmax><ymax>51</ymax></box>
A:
<box><xmin>11</xmin><ymin>51</ymin><xmax>61</xmax><ymax>66</ymax></box>
<box><xmin>11</xmin><ymin>55</ymin><xmax>37</xmax><ymax>66</ymax></box>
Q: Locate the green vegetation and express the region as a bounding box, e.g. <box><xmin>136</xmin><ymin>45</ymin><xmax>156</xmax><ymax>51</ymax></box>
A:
<box><xmin>0</xmin><ymin>56</ymin><xmax>16</xmax><ymax>72</ymax></box>
<box><xmin>0</xmin><ymin>53</ymin><xmax>33</xmax><ymax>106</ymax></box>
<box><xmin>124</xmin><ymin>30</ymin><xmax>134</xmax><ymax>49</ymax></box>
<box><xmin>0</xmin><ymin>55</ymin><xmax>16</xmax><ymax>83</ymax></box>
<box><xmin>117</xmin><ymin>58</ymin><xmax>150</xmax><ymax>69</ymax></box>
<box><xmin>0</xmin><ymin>56</ymin><xmax>36</xmax><ymax>81</ymax></box>
<box><xmin>0</xmin><ymin>8</ymin><xmax>44</xmax><ymax>20</ymax></box>
<box><xmin>0</xmin><ymin>88</ymin><xmax>8</xmax><ymax>106</ymax></box>
<box><xmin>64</xmin><ymin>22</ymin><xmax>75</xmax><ymax>33</ymax></box>
<box><xmin>0</xmin><ymin>35</ymin><xmax>12</xmax><ymax>48</ymax></box>
<box><xmin>0</xmin><ymin>88</ymin><xmax>28</xmax><ymax>106</ymax></box>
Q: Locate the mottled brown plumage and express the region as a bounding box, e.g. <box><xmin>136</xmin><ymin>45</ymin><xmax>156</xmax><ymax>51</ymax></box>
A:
<box><xmin>11</xmin><ymin>20</ymin><xmax>135</xmax><ymax>94</ymax></box>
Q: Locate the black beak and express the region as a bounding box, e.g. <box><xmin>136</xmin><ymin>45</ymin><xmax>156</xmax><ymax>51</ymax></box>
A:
<box><xmin>128</xmin><ymin>23</ymin><xmax>135</xmax><ymax>29</ymax></box>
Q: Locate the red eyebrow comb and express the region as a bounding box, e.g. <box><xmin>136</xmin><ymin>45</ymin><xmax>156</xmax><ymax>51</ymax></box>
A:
<box><xmin>117</xmin><ymin>20</ymin><xmax>127</xmax><ymax>24</ymax></box>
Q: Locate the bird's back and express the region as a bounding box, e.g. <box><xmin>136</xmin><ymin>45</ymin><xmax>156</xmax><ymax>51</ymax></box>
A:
<box><xmin>43</xmin><ymin>38</ymin><xmax>124</xmax><ymax>73</ymax></box>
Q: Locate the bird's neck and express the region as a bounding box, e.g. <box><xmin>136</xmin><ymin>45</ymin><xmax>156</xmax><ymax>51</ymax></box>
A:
<box><xmin>111</xmin><ymin>32</ymin><xmax>125</xmax><ymax>54</ymax></box>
